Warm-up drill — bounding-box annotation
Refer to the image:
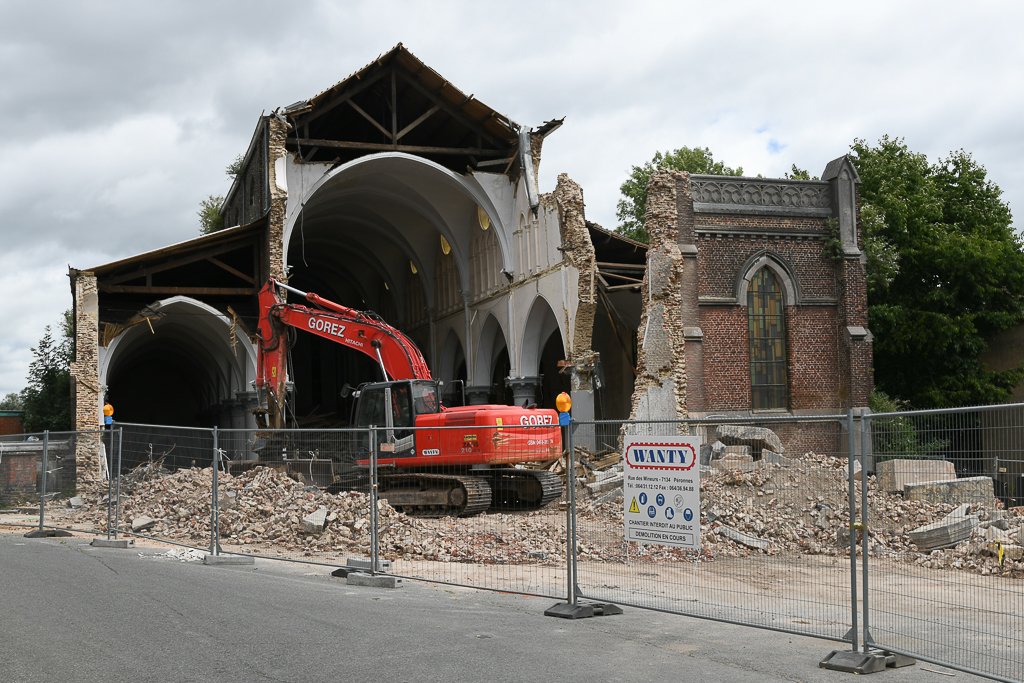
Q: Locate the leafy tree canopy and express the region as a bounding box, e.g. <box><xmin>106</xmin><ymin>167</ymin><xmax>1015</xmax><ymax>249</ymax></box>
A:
<box><xmin>851</xmin><ymin>136</ymin><xmax>1024</xmax><ymax>407</ymax></box>
<box><xmin>19</xmin><ymin>311</ymin><xmax>74</xmax><ymax>432</ymax></box>
<box><xmin>0</xmin><ymin>392</ymin><xmax>22</xmax><ymax>410</ymax></box>
<box><xmin>198</xmin><ymin>155</ymin><xmax>243</xmax><ymax>235</ymax></box>
<box><xmin>198</xmin><ymin>194</ymin><xmax>225</xmax><ymax>235</ymax></box>
<box><xmin>615</xmin><ymin>147</ymin><xmax>743</xmax><ymax>243</ymax></box>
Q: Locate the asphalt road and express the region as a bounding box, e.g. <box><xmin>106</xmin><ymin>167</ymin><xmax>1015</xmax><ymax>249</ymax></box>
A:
<box><xmin>0</xmin><ymin>532</ymin><xmax>982</xmax><ymax>683</ymax></box>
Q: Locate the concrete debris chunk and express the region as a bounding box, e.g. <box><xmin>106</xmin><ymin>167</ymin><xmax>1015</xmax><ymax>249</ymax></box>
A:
<box><xmin>68</xmin><ymin>496</ymin><xmax>85</xmax><ymax>509</ymax></box>
<box><xmin>131</xmin><ymin>516</ymin><xmax>157</xmax><ymax>532</ymax></box>
<box><xmin>903</xmin><ymin>476</ymin><xmax>995</xmax><ymax>506</ymax></box>
<box><xmin>699</xmin><ymin>443</ymin><xmax>713</xmax><ymax>466</ymax></box>
<box><xmin>716</xmin><ymin>524</ymin><xmax>771</xmax><ymax>550</ymax></box>
<box><xmin>909</xmin><ymin>510</ymin><xmax>979</xmax><ymax>552</ymax></box>
<box><xmin>301</xmin><ymin>507</ymin><xmax>328</xmax><ymax>534</ymax></box>
<box><xmin>715</xmin><ymin>425</ymin><xmax>784</xmax><ymax>455</ymax></box>
<box><xmin>876</xmin><ymin>459</ymin><xmax>955</xmax><ymax>493</ymax></box>
<box><xmin>762</xmin><ymin>450</ymin><xmax>793</xmax><ymax>467</ymax></box>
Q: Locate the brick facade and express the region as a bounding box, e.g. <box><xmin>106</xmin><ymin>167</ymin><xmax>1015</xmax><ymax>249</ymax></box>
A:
<box><xmin>0</xmin><ymin>413</ymin><xmax>23</xmax><ymax>435</ymax></box>
<box><xmin>0</xmin><ymin>453</ymin><xmax>37</xmax><ymax>506</ymax></box>
<box><xmin>630</xmin><ymin>157</ymin><xmax>872</xmax><ymax>419</ymax></box>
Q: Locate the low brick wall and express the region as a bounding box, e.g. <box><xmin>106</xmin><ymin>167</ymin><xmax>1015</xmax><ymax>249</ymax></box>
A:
<box><xmin>0</xmin><ymin>414</ymin><xmax>24</xmax><ymax>436</ymax></box>
<box><xmin>0</xmin><ymin>453</ymin><xmax>38</xmax><ymax>506</ymax></box>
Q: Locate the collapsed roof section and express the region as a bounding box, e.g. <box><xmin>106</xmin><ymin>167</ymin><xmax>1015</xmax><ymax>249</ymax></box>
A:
<box><xmin>280</xmin><ymin>43</ymin><xmax>556</xmax><ymax>176</ymax></box>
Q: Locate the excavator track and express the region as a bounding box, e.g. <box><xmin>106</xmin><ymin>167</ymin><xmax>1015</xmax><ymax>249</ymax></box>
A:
<box><xmin>379</xmin><ymin>473</ymin><xmax>491</xmax><ymax>518</ymax></box>
<box><xmin>483</xmin><ymin>468</ymin><xmax>563</xmax><ymax>512</ymax></box>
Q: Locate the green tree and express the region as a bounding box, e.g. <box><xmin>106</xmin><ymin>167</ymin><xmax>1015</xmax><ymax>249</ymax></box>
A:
<box><xmin>851</xmin><ymin>136</ymin><xmax>1024</xmax><ymax>408</ymax></box>
<box><xmin>198</xmin><ymin>155</ymin><xmax>243</xmax><ymax>235</ymax></box>
<box><xmin>616</xmin><ymin>147</ymin><xmax>743</xmax><ymax>243</ymax></box>
<box><xmin>198</xmin><ymin>194</ymin><xmax>225</xmax><ymax>235</ymax></box>
<box><xmin>784</xmin><ymin>164</ymin><xmax>818</xmax><ymax>180</ymax></box>
<box><xmin>19</xmin><ymin>312</ymin><xmax>74</xmax><ymax>432</ymax></box>
<box><xmin>226</xmin><ymin>153</ymin><xmax>244</xmax><ymax>179</ymax></box>
<box><xmin>0</xmin><ymin>392</ymin><xmax>22</xmax><ymax>410</ymax></box>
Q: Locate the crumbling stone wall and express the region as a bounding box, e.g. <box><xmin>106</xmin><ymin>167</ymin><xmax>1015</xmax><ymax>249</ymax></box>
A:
<box><xmin>554</xmin><ymin>174</ymin><xmax>597</xmax><ymax>372</ymax></box>
<box><xmin>70</xmin><ymin>271</ymin><xmax>100</xmax><ymax>485</ymax></box>
<box><xmin>267</xmin><ymin>116</ymin><xmax>289</xmax><ymax>281</ymax></box>
<box><xmin>629</xmin><ymin>170</ymin><xmax>688</xmax><ymax>421</ymax></box>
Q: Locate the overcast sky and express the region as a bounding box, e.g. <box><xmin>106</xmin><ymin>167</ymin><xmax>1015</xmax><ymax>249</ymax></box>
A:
<box><xmin>1</xmin><ymin>1</ymin><xmax>1022</xmax><ymax>398</ymax></box>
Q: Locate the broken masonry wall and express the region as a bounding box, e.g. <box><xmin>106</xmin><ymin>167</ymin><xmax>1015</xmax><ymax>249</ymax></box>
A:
<box><xmin>628</xmin><ymin>169</ymin><xmax>688</xmax><ymax>423</ymax></box>
<box><xmin>70</xmin><ymin>271</ymin><xmax>100</xmax><ymax>486</ymax></box>
<box><xmin>267</xmin><ymin>116</ymin><xmax>289</xmax><ymax>282</ymax></box>
<box><xmin>552</xmin><ymin>175</ymin><xmax>600</xmax><ymax>421</ymax></box>
<box><xmin>554</xmin><ymin>175</ymin><xmax>597</xmax><ymax>366</ymax></box>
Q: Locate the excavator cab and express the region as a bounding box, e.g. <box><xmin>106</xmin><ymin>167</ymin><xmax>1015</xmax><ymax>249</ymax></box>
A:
<box><xmin>351</xmin><ymin>380</ymin><xmax>441</xmax><ymax>456</ymax></box>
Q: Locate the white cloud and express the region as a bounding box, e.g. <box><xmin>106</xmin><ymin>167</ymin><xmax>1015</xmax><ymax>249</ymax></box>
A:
<box><xmin>1</xmin><ymin>0</ymin><xmax>1023</xmax><ymax>394</ymax></box>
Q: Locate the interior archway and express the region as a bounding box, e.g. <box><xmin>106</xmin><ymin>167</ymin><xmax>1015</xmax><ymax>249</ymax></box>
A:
<box><xmin>100</xmin><ymin>297</ymin><xmax>256</xmax><ymax>429</ymax></box>
<box><xmin>283</xmin><ymin>154</ymin><xmax>506</xmax><ymax>424</ymax></box>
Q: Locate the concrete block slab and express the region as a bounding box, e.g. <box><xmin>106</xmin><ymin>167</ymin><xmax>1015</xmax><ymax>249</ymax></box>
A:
<box><xmin>202</xmin><ymin>554</ymin><xmax>255</xmax><ymax>566</ymax></box>
<box><xmin>877</xmin><ymin>459</ymin><xmax>955</xmax><ymax>493</ymax></box>
<box><xmin>91</xmin><ymin>538</ymin><xmax>135</xmax><ymax>548</ymax></box>
<box><xmin>346</xmin><ymin>572</ymin><xmax>403</xmax><ymax>588</ymax></box>
<box><xmin>904</xmin><ymin>476</ymin><xmax>994</xmax><ymax>505</ymax></box>
<box><xmin>23</xmin><ymin>529</ymin><xmax>73</xmax><ymax>538</ymax></box>
<box><xmin>347</xmin><ymin>557</ymin><xmax>393</xmax><ymax>572</ymax></box>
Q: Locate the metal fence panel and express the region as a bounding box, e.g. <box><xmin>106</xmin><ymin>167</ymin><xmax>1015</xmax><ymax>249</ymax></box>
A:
<box><xmin>571</xmin><ymin>416</ymin><xmax>857</xmax><ymax>643</ymax></box>
<box><xmin>864</xmin><ymin>404</ymin><xmax>1024</xmax><ymax>682</ymax></box>
<box><xmin>371</xmin><ymin>421</ymin><xmax>569</xmax><ymax>598</ymax></box>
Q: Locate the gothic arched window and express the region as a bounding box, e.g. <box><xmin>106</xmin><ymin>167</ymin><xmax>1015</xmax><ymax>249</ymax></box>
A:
<box><xmin>748</xmin><ymin>268</ymin><xmax>787</xmax><ymax>409</ymax></box>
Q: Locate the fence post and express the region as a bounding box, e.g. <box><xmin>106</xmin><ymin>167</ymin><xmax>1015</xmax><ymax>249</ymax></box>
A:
<box><xmin>846</xmin><ymin>409</ymin><xmax>860</xmax><ymax>652</ymax></box>
<box><xmin>210</xmin><ymin>426</ymin><xmax>219</xmax><ymax>556</ymax></box>
<box><xmin>566</xmin><ymin>419</ymin><xmax>578</xmax><ymax>606</ymax></box>
<box><xmin>106</xmin><ymin>427</ymin><xmax>113</xmax><ymax>539</ymax></box>
<box><xmin>370</xmin><ymin>426</ymin><xmax>379</xmax><ymax>576</ymax></box>
<box><xmin>38</xmin><ymin>430</ymin><xmax>49</xmax><ymax>533</ymax></box>
<box><xmin>860</xmin><ymin>410</ymin><xmax>871</xmax><ymax>652</ymax></box>
<box><xmin>114</xmin><ymin>427</ymin><xmax>123</xmax><ymax>540</ymax></box>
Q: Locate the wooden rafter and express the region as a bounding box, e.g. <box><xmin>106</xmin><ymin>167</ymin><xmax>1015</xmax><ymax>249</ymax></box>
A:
<box><xmin>298</xmin><ymin>67</ymin><xmax>391</xmax><ymax>126</ymax></box>
<box><xmin>393</xmin><ymin>69</ymin><xmax>507</xmax><ymax>150</ymax></box>
<box><xmin>396</xmin><ymin>104</ymin><xmax>440</xmax><ymax>141</ymax></box>
<box><xmin>98</xmin><ymin>286</ymin><xmax>256</xmax><ymax>295</ymax></box>
<box><xmin>286</xmin><ymin>138</ymin><xmax>507</xmax><ymax>157</ymax></box>
<box><xmin>347</xmin><ymin>99</ymin><xmax>393</xmax><ymax>140</ymax></box>
<box><xmin>102</xmin><ymin>240</ymin><xmax>256</xmax><ymax>286</ymax></box>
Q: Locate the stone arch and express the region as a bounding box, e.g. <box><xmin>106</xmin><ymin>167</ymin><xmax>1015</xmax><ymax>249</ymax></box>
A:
<box><xmin>734</xmin><ymin>250</ymin><xmax>802</xmax><ymax>306</ymax></box>
<box><xmin>437</xmin><ymin>328</ymin><xmax>466</xmax><ymax>384</ymax></box>
<box><xmin>100</xmin><ymin>297</ymin><xmax>257</xmax><ymax>428</ymax></box>
<box><xmin>283</xmin><ymin>153</ymin><xmax>513</xmax><ymax>296</ymax></box>
<box><xmin>518</xmin><ymin>295</ymin><xmax>562</xmax><ymax>378</ymax></box>
<box><xmin>473</xmin><ymin>314</ymin><xmax>508</xmax><ymax>385</ymax></box>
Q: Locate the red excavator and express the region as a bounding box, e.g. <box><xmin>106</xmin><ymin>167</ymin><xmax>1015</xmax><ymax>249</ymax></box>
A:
<box><xmin>254</xmin><ymin>279</ymin><xmax>562</xmax><ymax>516</ymax></box>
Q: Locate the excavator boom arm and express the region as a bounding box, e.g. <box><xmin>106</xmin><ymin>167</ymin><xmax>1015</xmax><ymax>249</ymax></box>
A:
<box><xmin>255</xmin><ymin>280</ymin><xmax>431</xmax><ymax>411</ymax></box>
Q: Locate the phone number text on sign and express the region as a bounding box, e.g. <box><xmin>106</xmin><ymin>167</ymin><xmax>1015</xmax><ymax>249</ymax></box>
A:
<box><xmin>622</xmin><ymin>437</ymin><xmax>701</xmax><ymax>550</ymax></box>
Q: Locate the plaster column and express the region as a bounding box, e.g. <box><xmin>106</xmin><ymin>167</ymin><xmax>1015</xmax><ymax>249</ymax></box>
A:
<box><xmin>464</xmin><ymin>385</ymin><xmax>492</xmax><ymax>405</ymax></box>
<box><xmin>506</xmin><ymin>376</ymin><xmax>541</xmax><ymax>408</ymax></box>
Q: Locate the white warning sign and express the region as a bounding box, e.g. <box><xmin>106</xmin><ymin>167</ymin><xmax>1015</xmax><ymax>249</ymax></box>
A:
<box><xmin>623</xmin><ymin>436</ymin><xmax>700</xmax><ymax>549</ymax></box>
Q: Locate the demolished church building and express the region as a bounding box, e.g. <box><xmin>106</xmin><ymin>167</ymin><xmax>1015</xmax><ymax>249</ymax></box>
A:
<box><xmin>68</xmin><ymin>44</ymin><xmax>871</xmax><ymax>483</ymax></box>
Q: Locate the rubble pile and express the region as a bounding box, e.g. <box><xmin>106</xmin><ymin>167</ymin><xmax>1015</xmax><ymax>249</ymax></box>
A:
<box><xmin>70</xmin><ymin>465</ymin><xmax>571</xmax><ymax>565</ymax></box>
<box><xmin>64</xmin><ymin>449</ymin><xmax>1023</xmax><ymax>577</ymax></box>
<box><xmin>576</xmin><ymin>450</ymin><xmax>1024</xmax><ymax>576</ymax></box>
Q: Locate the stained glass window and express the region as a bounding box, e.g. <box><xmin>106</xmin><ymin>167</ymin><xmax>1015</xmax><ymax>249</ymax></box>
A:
<box><xmin>748</xmin><ymin>268</ymin><xmax>787</xmax><ymax>410</ymax></box>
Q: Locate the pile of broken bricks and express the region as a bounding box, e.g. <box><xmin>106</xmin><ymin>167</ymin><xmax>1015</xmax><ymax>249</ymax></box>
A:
<box><xmin>60</xmin><ymin>430</ymin><xmax>1024</xmax><ymax>577</ymax></box>
<box><xmin>67</xmin><ymin>464</ymin><xmax>570</xmax><ymax>566</ymax></box>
